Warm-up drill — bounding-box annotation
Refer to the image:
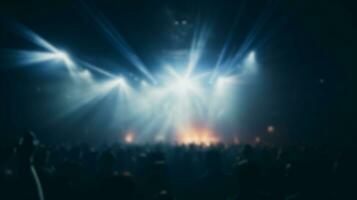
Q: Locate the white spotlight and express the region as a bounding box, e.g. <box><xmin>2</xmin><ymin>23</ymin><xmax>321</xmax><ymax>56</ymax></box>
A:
<box><xmin>172</xmin><ymin>77</ymin><xmax>198</xmax><ymax>97</ymax></box>
<box><xmin>243</xmin><ymin>51</ymin><xmax>257</xmax><ymax>74</ymax></box>
<box><xmin>216</xmin><ymin>76</ymin><xmax>226</xmax><ymax>87</ymax></box>
<box><xmin>176</xmin><ymin>78</ymin><xmax>192</xmax><ymax>92</ymax></box>
<box><xmin>79</xmin><ymin>69</ymin><xmax>92</xmax><ymax>81</ymax></box>
<box><xmin>115</xmin><ymin>76</ymin><xmax>128</xmax><ymax>89</ymax></box>
<box><xmin>216</xmin><ymin>76</ymin><xmax>236</xmax><ymax>87</ymax></box>
<box><xmin>215</xmin><ymin>76</ymin><xmax>235</xmax><ymax>96</ymax></box>
<box><xmin>247</xmin><ymin>51</ymin><xmax>256</xmax><ymax>63</ymax></box>
<box><xmin>54</xmin><ymin>50</ymin><xmax>72</xmax><ymax>65</ymax></box>
<box><xmin>117</xmin><ymin>77</ymin><xmax>125</xmax><ymax>85</ymax></box>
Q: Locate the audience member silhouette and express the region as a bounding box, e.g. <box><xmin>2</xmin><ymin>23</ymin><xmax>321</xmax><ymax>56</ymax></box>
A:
<box><xmin>0</xmin><ymin>133</ymin><xmax>354</xmax><ymax>200</ymax></box>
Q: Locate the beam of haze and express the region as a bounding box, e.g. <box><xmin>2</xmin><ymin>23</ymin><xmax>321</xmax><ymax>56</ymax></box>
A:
<box><xmin>80</xmin><ymin>1</ymin><xmax>157</xmax><ymax>84</ymax></box>
<box><xmin>7</xmin><ymin>22</ymin><xmax>57</xmax><ymax>52</ymax></box>
<box><xmin>226</xmin><ymin>0</ymin><xmax>277</xmax><ymax>72</ymax></box>
<box><xmin>185</xmin><ymin>15</ymin><xmax>212</xmax><ymax>78</ymax></box>
<box><xmin>3</xmin><ymin>50</ymin><xmax>62</xmax><ymax>66</ymax></box>
<box><xmin>78</xmin><ymin>60</ymin><xmax>117</xmax><ymax>78</ymax></box>
<box><xmin>210</xmin><ymin>0</ymin><xmax>247</xmax><ymax>83</ymax></box>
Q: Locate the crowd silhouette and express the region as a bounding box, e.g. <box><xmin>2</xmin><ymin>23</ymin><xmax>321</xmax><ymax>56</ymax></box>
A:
<box><xmin>0</xmin><ymin>132</ymin><xmax>355</xmax><ymax>200</ymax></box>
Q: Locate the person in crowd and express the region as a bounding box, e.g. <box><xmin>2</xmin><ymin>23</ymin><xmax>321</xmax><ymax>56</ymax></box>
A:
<box><xmin>0</xmin><ymin>133</ymin><xmax>354</xmax><ymax>200</ymax></box>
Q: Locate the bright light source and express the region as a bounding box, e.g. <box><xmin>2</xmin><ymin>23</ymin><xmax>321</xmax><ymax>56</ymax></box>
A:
<box><xmin>247</xmin><ymin>51</ymin><xmax>255</xmax><ymax>63</ymax></box>
<box><xmin>214</xmin><ymin>76</ymin><xmax>236</xmax><ymax>96</ymax></box>
<box><xmin>164</xmin><ymin>65</ymin><xmax>198</xmax><ymax>95</ymax></box>
<box><xmin>115</xmin><ymin>76</ymin><xmax>127</xmax><ymax>87</ymax></box>
<box><xmin>55</xmin><ymin>51</ymin><xmax>67</xmax><ymax>60</ymax></box>
<box><xmin>78</xmin><ymin>69</ymin><xmax>92</xmax><ymax>81</ymax></box>
<box><xmin>176</xmin><ymin>125</ymin><xmax>219</xmax><ymax>146</ymax></box>
<box><xmin>267</xmin><ymin>125</ymin><xmax>275</xmax><ymax>133</ymax></box>
<box><xmin>176</xmin><ymin>78</ymin><xmax>192</xmax><ymax>92</ymax></box>
<box><xmin>114</xmin><ymin>76</ymin><xmax>131</xmax><ymax>95</ymax></box>
<box><xmin>242</xmin><ymin>51</ymin><xmax>257</xmax><ymax>75</ymax></box>
<box><xmin>216</xmin><ymin>76</ymin><xmax>228</xmax><ymax>88</ymax></box>
<box><xmin>54</xmin><ymin>50</ymin><xmax>72</xmax><ymax>64</ymax></box>
<box><xmin>124</xmin><ymin>132</ymin><xmax>134</xmax><ymax>144</ymax></box>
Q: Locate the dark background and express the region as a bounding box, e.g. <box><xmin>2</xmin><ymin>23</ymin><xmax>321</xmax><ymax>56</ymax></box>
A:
<box><xmin>0</xmin><ymin>0</ymin><xmax>356</xmax><ymax>145</ymax></box>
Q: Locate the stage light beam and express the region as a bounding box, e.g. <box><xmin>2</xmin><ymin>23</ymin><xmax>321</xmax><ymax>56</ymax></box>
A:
<box><xmin>53</xmin><ymin>50</ymin><xmax>73</xmax><ymax>66</ymax></box>
<box><xmin>247</xmin><ymin>51</ymin><xmax>256</xmax><ymax>64</ymax></box>
<box><xmin>176</xmin><ymin>78</ymin><xmax>193</xmax><ymax>93</ymax></box>
<box><xmin>116</xmin><ymin>77</ymin><xmax>127</xmax><ymax>87</ymax></box>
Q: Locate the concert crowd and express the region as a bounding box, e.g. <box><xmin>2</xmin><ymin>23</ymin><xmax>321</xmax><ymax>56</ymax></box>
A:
<box><xmin>0</xmin><ymin>132</ymin><xmax>355</xmax><ymax>200</ymax></box>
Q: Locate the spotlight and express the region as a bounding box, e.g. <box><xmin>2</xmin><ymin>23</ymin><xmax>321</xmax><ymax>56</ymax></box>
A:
<box><xmin>164</xmin><ymin>65</ymin><xmax>198</xmax><ymax>95</ymax></box>
<box><xmin>243</xmin><ymin>51</ymin><xmax>257</xmax><ymax>75</ymax></box>
<box><xmin>216</xmin><ymin>76</ymin><xmax>227</xmax><ymax>88</ymax></box>
<box><xmin>116</xmin><ymin>77</ymin><xmax>126</xmax><ymax>87</ymax></box>
<box><xmin>176</xmin><ymin>78</ymin><xmax>193</xmax><ymax>92</ymax></box>
<box><xmin>247</xmin><ymin>51</ymin><xmax>256</xmax><ymax>63</ymax></box>
<box><xmin>54</xmin><ymin>50</ymin><xmax>72</xmax><ymax>65</ymax></box>
<box><xmin>114</xmin><ymin>76</ymin><xmax>130</xmax><ymax>92</ymax></box>
<box><xmin>78</xmin><ymin>69</ymin><xmax>92</xmax><ymax>81</ymax></box>
<box><xmin>215</xmin><ymin>76</ymin><xmax>236</xmax><ymax>95</ymax></box>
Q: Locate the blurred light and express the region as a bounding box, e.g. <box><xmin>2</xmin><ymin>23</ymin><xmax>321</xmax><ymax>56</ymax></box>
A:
<box><xmin>247</xmin><ymin>51</ymin><xmax>256</xmax><ymax>63</ymax></box>
<box><xmin>13</xmin><ymin>51</ymin><xmax>58</xmax><ymax>65</ymax></box>
<box><xmin>54</xmin><ymin>51</ymin><xmax>67</xmax><ymax>60</ymax></box>
<box><xmin>79</xmin><ymin>60</ymin><xmax>116</xmax><ymax>78</ymax></box>
<box><xmin>165</xmin><ymin>65</ymin><xmax>199</xmax><ymax>96</ymax></box>
<box><xmin>141</xmin><ymin>80</ymin><xmax>148</xmax><ymax>87</ymax></box>
<box><xmin>267</xmin><ymin>125</ymin><xmax>275</xmax><ymax>133</ymax></box>
<box><xmin>154</xmin><ymin>134</ymin><xmax>165</xmax><ymax>143</ymax></box>
<box><xmin>52</xmin><ymin>50</ymin><xmax>75</xmax><ymax>70</ymax></box>
<box><xmin>11</xmin><ymin>49</ymin><xmax>73</xmax><ymax>67</ymax></box>
<box><xmin>242</xmin><ymin>51</ymin><xmax>257</xmax><ymax>75</ymax></box>
<box><xmin>233</xmin><ymin>136</ymin><xmax>240</xmax><ymax>144</ymax></box>
<box><xmin>255</xmin><ymin>136</ymin><xmax>261</xmax><ymax>144</ymax></box>
<box><xmin>175</xmin><ymin>78</ymin><xmax>193</xmax><ymax>93</ymax></box>
<box><xmin>177</xmin><ymin>125</ymin><xmax>219</xmax><ymax>146</ymax></box>
<box><xmin>82</xmin><ymin>1</ymin><xmax>157</xmax><ymax>84</ymax></box>
<box><xmin>320</xmin><ymin>78</ymin><xmax>325</xmax><ymax>84</ymax></box>
<box><xmin>78</xmin><ymin>69</ymin><xmax>92</xmax><ymax>81</ymax></box>
<box><xmin>117</xmin><ymin>77</ymin><xmax>125</xmax><ymax>86</ymax></box>
<box><xmin>115</xmin><ymin>76</ymin><xmax>128</xmax><ymax>89</ymax></box>
<box><xmin>216</xmin><ymin>76</ymin><xmax>234</xmax><ymax>88</ymax></box>
<box><xmin>124</xmin><ymin>132</ymin><xmax>134</xmax><ymax>144</ymax></box>
<box><xmin>214</xmin><ymin>76</ymin><xmax>236</xmax><ymax>96</ymax></box>
<box><xmin>10</xmin><ymin>22</ymin><xmax>57</xmax><ymax>52</ymax></box>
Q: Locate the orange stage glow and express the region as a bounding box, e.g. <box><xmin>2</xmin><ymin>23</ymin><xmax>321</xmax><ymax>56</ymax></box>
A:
<box><xmin>176</xmin><ymin>125</ymin><xmax>219</xmax><ymax>146</ymax></box>
<box><xmin>124</xmin><ymin>132</ymin><xmax>134</xmax><ymax>144</ymax></box>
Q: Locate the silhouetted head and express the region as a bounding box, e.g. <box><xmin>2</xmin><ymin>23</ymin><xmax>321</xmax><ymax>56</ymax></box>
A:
<box><xmin>18</xmin><ymin>131</ymin><xmax>39</xmax><ymax>163</ymax></box>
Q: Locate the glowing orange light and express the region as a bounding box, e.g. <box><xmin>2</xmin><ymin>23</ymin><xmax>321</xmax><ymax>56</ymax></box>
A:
<box><xmin>176</xmin><ymin>125</ymin><xmax>219</xmax><ymax>146</ymax></box>
<box><xmin>124</xmin><ymin>132</ymin><xmax>134</xmax><ymax>144</ymax></box>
